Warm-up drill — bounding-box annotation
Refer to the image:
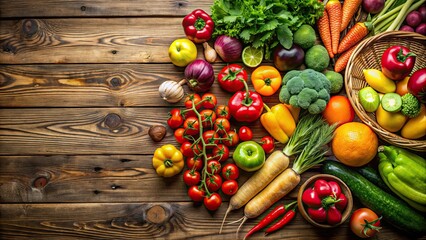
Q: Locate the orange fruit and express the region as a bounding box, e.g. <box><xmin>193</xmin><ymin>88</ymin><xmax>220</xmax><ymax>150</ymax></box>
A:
<box><xmin>322</xmin><ymin>95</ymin><xmax>355</xmax><ymax>127</ymax></box>
<box><xmin>331</xmin><ymin>122</ymin><xmax>378</xmax><ymax>167</ymax></box>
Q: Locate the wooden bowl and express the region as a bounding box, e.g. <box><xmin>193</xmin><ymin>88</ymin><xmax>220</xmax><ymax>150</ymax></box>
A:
<box><xmin>297</xmin><ymin>174</ymin><xmax>353</xmax><ymax>228</ymax></box>
<box><xmin>345</xmin><ymin>31</ymin><xmax>426</xmax><ymax>152</ymax></box>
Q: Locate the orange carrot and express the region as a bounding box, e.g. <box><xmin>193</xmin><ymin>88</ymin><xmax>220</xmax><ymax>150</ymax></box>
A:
<box><xmin>334</xmin><ymin>45</ymin><xmax>357</xmax><ymax>73</ymax></box>
<box><xmin>337</xmin><ymin>22</ymin><xmax>372</xmax><ymax>54</ymax></box>
<box><xmin>340</xmin><ymin>0</ymin><xmax>362</xmax><ymax>32</ymax></box>
<box><xmin>317</xmin><ymin>10</ymin><xmax>334</xmax><ymax>58</ymax></box>
<box><xmin>326</xmin><ymin>0</ymin><xmax>342</xmax><ymax>55</ymax></box>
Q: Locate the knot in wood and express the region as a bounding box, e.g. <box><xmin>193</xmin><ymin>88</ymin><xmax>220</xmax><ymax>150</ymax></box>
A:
<box><xmin>81</xmin><ymin>6</ymin><xmax>86</xmax><ymax>11</ymax></box>
<box><xmin>109</xmin><ymin>77</ymin><xmax>121</xmax><ymax>88</ymax></box>
<box><xmin>33</xmin><ymin>176</ymin><xmax>48</xmax><ymax>188</ymax></box>
<box><xmin>146</xmin><ymin>205</ymin><xmax>167</xmax><ymax>224</ymax></box>
<box><xmin>104</xmin><ymin>113</ymin><xmax>122</xmax><ymax>130</ymax></box>
<box><xmin>22</xmin><ymin>19</ymin><xmax>38</xmax><ymax>37</ymax></box>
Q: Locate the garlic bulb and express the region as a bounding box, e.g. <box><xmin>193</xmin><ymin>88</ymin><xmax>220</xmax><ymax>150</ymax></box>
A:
<box><xmin>158</xmin><ymin>80</ymin><xmax>185</xmax><ymax>103</ymax></box>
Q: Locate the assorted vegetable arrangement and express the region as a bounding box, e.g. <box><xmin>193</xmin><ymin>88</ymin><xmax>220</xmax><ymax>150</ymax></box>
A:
<box><xmin>154</xmin><ymin>1</ymin><xmax>426</xmax><ymax>239</ymax></box>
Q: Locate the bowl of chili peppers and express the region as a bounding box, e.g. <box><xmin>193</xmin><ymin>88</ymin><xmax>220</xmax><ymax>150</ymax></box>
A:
<box><xmin>297</xmin><ymin>174</ymin><xmax>353</xmax><ymax>228</ymax></box>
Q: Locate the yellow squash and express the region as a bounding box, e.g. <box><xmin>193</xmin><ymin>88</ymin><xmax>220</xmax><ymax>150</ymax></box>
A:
<box><xmin>363</xmin><ymin>69</ymin><xmax>396</xmax><ymax>93</ymax></box>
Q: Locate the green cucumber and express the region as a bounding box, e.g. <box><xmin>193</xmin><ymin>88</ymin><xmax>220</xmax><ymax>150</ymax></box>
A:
<box><xmin>354</xmin><ymin>165</ymin><xmax>392</xmax><ymax>193</ymax></box>
<box><xmin>322</xmin><ymin>160</ymin><xmax>426</xmax><ymax>236</ymax></box>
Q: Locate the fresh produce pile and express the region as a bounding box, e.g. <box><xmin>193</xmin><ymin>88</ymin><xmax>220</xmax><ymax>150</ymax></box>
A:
<box><xmin>152</xmin><ymin>1</ymin><xmax>426</xmax><ymax>239</ymax></box>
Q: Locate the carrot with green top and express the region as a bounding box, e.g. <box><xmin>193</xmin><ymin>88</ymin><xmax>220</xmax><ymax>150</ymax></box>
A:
<box><xmin>334</xmin><ymin>45</ymin><xmax>357</xmax><ymax>73</ymax></box>
<box><xmin>340</xmin><ymin>0</ymin><xmax>362</xmax><ymax>32</ymax></box>
<box><xmin>337</xmin><ymin>22</ymin><xmax>372</xmax><ymax>54</ymax></box>
<box><xmin>326</xmin><ymin>0</ymin><xmax>342</xmax><ymax>55</ymax></box>
<box><xmin>317</xmin><ymin>10</ymin><xmax>334</xmax><ymax>58</ymax></box>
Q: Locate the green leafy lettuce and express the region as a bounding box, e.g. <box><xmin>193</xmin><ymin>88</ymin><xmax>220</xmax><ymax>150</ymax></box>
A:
<box><xmin>211</xmin><ymin>0</ymin><xmax>324</xmax><ymax>59</ymax></box>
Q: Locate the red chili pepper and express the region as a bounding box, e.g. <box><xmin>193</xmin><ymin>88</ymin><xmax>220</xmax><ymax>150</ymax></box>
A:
<box><xmin>264</xmin><ymin>206</ymin><xmax>297</xmax><ymax>235</ymax></box>
<box><xmin>182</xmin><ymin>9</ymin><xmax>214</xmax><ymax>44</ymax></box>
<box><xmin>228</xmin><ymin>80</ymin><xmax>264</xmax><ymax>123</ymax></box>
<box><xmin>243</xmin><ymin>201</ymin><xmax>296</xmax><ymax>240</ymax></box>
<box><xmin>381</xmin><ymin>46</ymin><xmax>416</xmax><ymax>81</ymax></box>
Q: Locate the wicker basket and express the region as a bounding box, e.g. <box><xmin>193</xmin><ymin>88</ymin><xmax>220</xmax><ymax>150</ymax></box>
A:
<box><xmin>345</xmin><ymin>31</ymin><xmax>426</xmax><ymax>152</ymax></box>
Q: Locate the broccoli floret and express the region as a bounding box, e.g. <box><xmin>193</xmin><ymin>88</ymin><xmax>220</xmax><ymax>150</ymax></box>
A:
<box><xmin>279</xmin><ymin>86</ymin><xmax>291</xmax><ymax>103</ymax></box>
<box><xmin>318</xmin><ymin>88</ymin><xmax>330</xmax><ymax>102</ymax></box>
<box><xmin>286</xmin><ymin>76</ymin><xmax>305</xmax><ymax>95</ymax></box>
<box><xmin>298</xmin><ymin>88</ymin><xmax>318</xmax><ymax>109</ymax></box>
<box><xmin>401</xmin><ymin>93</ymin><xmax>421</xmax><ymax>118</ymax></box>
<box><xmin>318</xmin><ymin>73</ymin><xmax>331</xmax><ymax>93</ymax></box>
<box><xmin>289</xmin><ymin>95</ymin><xmax>300</xmax><ymax>108</ymax></box>
<box><xmin>282</xmin><ymin>70</ymin><xmax>301</xmax><ymax>85</ymax></box>
<box><xmin>308</xmin><ymin>99</ymin><xmax>327</xmax><ymax>114</ymax></box>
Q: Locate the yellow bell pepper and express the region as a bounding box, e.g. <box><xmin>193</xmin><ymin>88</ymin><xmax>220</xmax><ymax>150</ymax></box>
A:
<box><xmin>260</xmin><ymin>103</ymin><xmax>296</xmax><ymax>144</ymax></box>
<box><xmin>152</xmin><ymin>144</ymin><xmax>184</xmax><ymax>177</ymax></box>
<box><xmin>251</xmin><ymin>66</ymin><xmax>282</xmax><ymax>96</ymax></box>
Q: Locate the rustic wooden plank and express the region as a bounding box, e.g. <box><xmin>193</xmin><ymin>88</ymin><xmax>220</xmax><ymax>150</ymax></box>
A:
<box><xmin>0</xmin><ymin>155</ymin><xmax>316</xmax><ymax>203</ymax></box>
<box><xmin>0</xmin><ymin>107</ymin><xmax>275</xmax><ymax>155</ymax></box>
<box><xmin>0</xmin><ymin>18</ymin><xmax>205</xmax><ymax>64</ymax></box>
<box><xmin>0</xmin><ymin>63</ymin><xmax>279</xmax><ymax>107</ymax></box>
<box><xmin>0</xmin><ymin>202</ymin><xmax>412</xmax><ymax>240</ymax></box>
<box><xmin>0</xmin><ymin>0</ymin><xmax>212</xmax><ymax>18</ymax></box>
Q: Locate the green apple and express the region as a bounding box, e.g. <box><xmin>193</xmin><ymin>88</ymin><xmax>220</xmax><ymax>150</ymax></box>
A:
<box><xmin>168</xmin><ymin>38</ymin><xmax>197</xmax><ymax>67</ymax></box>
<box><xmin>232</xmin><ymin>141</ymin><xmax>265</xmax><ymax>172</ymax></box>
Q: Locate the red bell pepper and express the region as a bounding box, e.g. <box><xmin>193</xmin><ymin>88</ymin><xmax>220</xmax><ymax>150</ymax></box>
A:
<box><xmin>228</xmin><ymin>80</ymin><xmax>263</xmax><ymax>123</ymax></box>
<box><xmin>217</xmin><ymin>64</ymin><xmax>248</xmax><ymax>93</ymax></box>
<box><xmin>302</xmin><ymin>179</ymin><xmax>348</xmax><ymax>225</ymax></box>
<box><xmin>182</xmin><ymin>9</ymin><xmax>214</xmax><ymax>44</ymax></box>
<box><xmin>381</xmin><ymin>46</ymin><xmax>416</xmax><ymax>81</ymax></box>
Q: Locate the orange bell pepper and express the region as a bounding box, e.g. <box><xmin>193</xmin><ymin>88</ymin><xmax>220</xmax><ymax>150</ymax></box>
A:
<box><xmin>251</xmin><ymin>66</ymin><xmax>282</xmax><ymax>96</ymax></box>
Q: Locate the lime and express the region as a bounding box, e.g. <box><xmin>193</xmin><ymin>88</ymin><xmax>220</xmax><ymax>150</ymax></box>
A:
<box><xmin>381</xmin><ymin>93</ymin><xmax>402</xmax><ymax>112</ymax></box>
<box><xmin>359</xmin><ymin>87</ymin><xmax>380</xmax><ymax>112</ymax></box>
<box><xmin>242</xmin><ymin>46</ymin><xmax>263</xmax><ymax>68</ymax></box>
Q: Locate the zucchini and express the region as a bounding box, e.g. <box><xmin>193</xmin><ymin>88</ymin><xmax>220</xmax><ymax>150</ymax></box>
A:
<box><xmin>354</xmin><ymin>165</ymin><xmax>392</xmax><ymax>193</ymax></box>
<box><xmin>322</xmin><ymin>160</ymin><xmax>426</xmax><ymax>236</ymax></box>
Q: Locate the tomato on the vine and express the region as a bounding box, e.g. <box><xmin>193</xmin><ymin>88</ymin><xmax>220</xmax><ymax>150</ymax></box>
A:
<box><xmin>200</xmin><ymin>109</ymin><xmax>217</xmax><ymax>128</ymax></box>
<box><xmin>221</xmin><ymin>163</ymin><xmax>239</xmax><ymax>180</ymax></box>
<box><xmin>186</xmin><ymin>156</ymin><xmax>203</xmax><ymax>171</ymax></box>
<box><xmin>212</xmin><ymin>144</ymin><xmax>229</xmax><ymax>162</ymax></box>
<box><xmin>183</xmin><ymin>170</ymin><xmax>201</xmax><ymax>186</ymax></box>
<box><xmin>238</xmin><ymin>126</ymin><xmax>253</xmax><ymax>141</ymax></box>
<box><xmin>183</xmin><ymin>116</ymin><xmax>200</xmax><ymax>136</ymax></box>
<box><xmin>201</xmin><ymin>93</ymin><xmax>217</xmax><ymax>109</ymax></box>
<box><xmin>223</xmin><ymin>130</ymin><xmax>239</xmax><ymax>147</ymax></box>
<box><xmin>206</xmin><ymin>174</ymin><xmax>223</xmax><ymax>192</ymax></box>
<box><xmin>217</xmin><ymin>64</ymin><xmax>248</xmax><ymax>92</ymax></box>
<box><xmin>260</xmin><ymin>136</ymin><xmax>275</xmax><ymax>154</ymax></box>
<box><xmin>167</xmin><ymin>108</ymin><xmax>183</xmax><ymax>129</ymax></box>
<box><xmin>350</xmin><ymin>208</ymin><xmax>381</xmax><ymax>238</ymax></box>
<box><xmin>174</xmin><ymin>128</ymin><xmax>186</xmax><ymax>144</ymax></box>
<box><xmin>203</xmin><ymin>130</ymin><xmax>219</xmax><ymax>148</ymax></box>
<box><xmin>215</xmin><ymin>105</ymin><xmax>231</xmax><ymax>120</ymax></box>
<box><xmin>221</xmin><ymin>180</ymin><xmax>239</xmax><ymax>195</ymax></box>
<box><xmin>204</xmin><ymin>192</ymin><xmax>222</xmax><ymax>211</ymax></box>
<box><xmin>206</xmin><ymin>160</ymin><xmax>222</xmax><ymax>174</ymax></box>
<box><xmin>188</xmin><ymin>185</ymin><xmax>205</xmax><ymax>202</ymax></box>
<box><xmin>180</xmin><ymin>141</ymin><xmax>201</xmax><ymax>158</ymax></box>
<box><xmin>214</xmin><ymin>118</ymin><xmax>231</xmax><ymax>136</ymax></box>
<box><xmin>184</xmin><ymin>93</ymin><xmax>202</xmax><ymax>109</ymax></box>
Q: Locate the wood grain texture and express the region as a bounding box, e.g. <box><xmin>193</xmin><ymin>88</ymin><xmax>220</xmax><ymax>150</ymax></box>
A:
<box><xmin>0</xmin><ymin>202</ymin><xmax>412</xmax><ymax>240</ymax></box>
<box><xmin>0</xmin><ymin>18</ymin><xmax>202</xmax><ymax>64</ymax></box>
<box><xmin>0</xmin><ymin>0</ymin><xmax>212</xmax><ymax>18</ymax></box>
<box><xmin>0</xmin><ymin>155</ymin><xmax>317</xmax><ymax>203</ymax></box>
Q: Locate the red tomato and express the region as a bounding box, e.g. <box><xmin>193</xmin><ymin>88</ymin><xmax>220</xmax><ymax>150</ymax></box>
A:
<box><xmin>215</xmin><ymin>105</ymin><xmax>231</xmax><ymax>120</ymax></box>
<box><xmin>322</xmin><ymin>96</ymin><xmax>355</xmax><ymax>126</ymax></box>
<box><xmin>206</xmin><ymin>160</ymin><xmax>222</xmax><ymax>174</ymax></box>
<box><xmin>221</xmin><ymin>163</ymin><xmax>239</xmax><ymax>180</ymax></box>
<box><xmin>182</xmin><ymin>170</ymin><xmax>201</xmax><ymax>186</ymax></box>
<box><xmin>214</xmin><ymin>118</ymin><xmax>231</xmax><ymax>136</ymax></box>
<box><xmin>206</xmin><ymin>174</ymin><xmax>223</xmax><ymax>192</ymax></box>
<box><xmin>350</xmin><ymin>208</ymin><xmax>381</xmax><ymax>238</ymax></box>
<box><xmin>202</xmin><ymin>93</ymin><xmax>217</xmax><ymax>109</ymax></box>
<box><xmin>200</xmin><ymin>109</ymin><xmax>217</xmax><ymax>128</ymax></box>
<box><xmin>203</xmin><ymin>130</ymin><xmax>220</xmax><ymax>148</ymax></box>
<box><xmin>186</xmin><ymin>156</ymin><xmax>203</xmax><ymax>171</ymax></box>
<box><xmin>183</xmin><ymin>116</ymin><xmax>200</xmax><ymax>136</ymax></box>
<box><xmin>260</xmin><ymin>136</ymin><xmax>275</xmax><ymax>154</ymax></box>
<box><xmin>167</xmin><ymin>108</ymin><xmax>183</xmax><ymax>129</ymax></box>
<box><xmin>184</xmin><ymin>93</ymin><xmax>202</xmax><ymax>109</ymax></box>
<box><xmin>221</xmin><ymin>180</ymin><xmax>239</xmax><ymax>196</ymax></box>
<box><xmin>174</xmin><ymin>128</ymin><xmax>186</xmax><ymax>144</ymax></box>
<box><xmin>238</xmin><ymin>126</ymin><xmax>253</xmax><ymax>141</ymax></box>
<box><xmin>223</xmin><ymin>130</ymin><xmax>239</xmax><ymax>147</ymax></box>
<box><xmin>217</xmin><ymin>64</ymin><xmax>248</xmax><ymax>92</ymax></box>
<box><xmin>212</xmin><ymin>144</ymin><xmax>229</xmax><ymax>162</ymax></box>
<box><xmin>180</xmin><ymin>142</ymin><xmax>201</xmax><ymax>158</ymax></box>
<box><xmin>204</xmin><ymin>192</ymin><xmax>222</xmax><ymax>211</ymax></box>
<box><xmin>188</xmin><ymin>185</ymin><xmax>205</xmax><ymax>202</ymax></box>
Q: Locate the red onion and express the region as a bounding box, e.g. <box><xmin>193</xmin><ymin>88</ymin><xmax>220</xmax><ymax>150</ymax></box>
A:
<box><xmin>418</xmin><ymin>5</ymin><xmax>426</xmax><ymax>22</ymax></box>
<box><xmin>184</xmin><ymin>59</ymin><xmax>215</xmax><ymax>92</ymax></box>
<box><xmin>214</xmin><ymin>35</ymin><xmax>242</xmax><ymax>62</ymax></box>
<box><xmin>408</xmin><ymin>68</ymin><xmax>426</xmax><ymax>103</ymax></box>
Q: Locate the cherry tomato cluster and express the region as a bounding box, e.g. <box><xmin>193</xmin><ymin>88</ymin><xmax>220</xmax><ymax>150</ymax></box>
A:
<box><xmin>167</xmin><ymin>92</ymin><xmax>242</xmax><ymax>211</ymax></box>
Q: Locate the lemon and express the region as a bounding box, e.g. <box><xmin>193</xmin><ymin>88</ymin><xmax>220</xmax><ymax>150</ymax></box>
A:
<box><xmin>242</xmin><ymin>46</ymin><xmax>263</xmax><ymax>68</ymax></box>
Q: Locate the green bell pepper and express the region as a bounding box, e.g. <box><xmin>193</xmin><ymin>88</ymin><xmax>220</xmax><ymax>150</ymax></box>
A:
<box><xmin>232</xmin><ymin>141</ymin><xmax>265</xmax><ymax>172</ymax></box>
<box><xmin>378</xmin><ymin>145</ymin><xmax>426</xmax><ymax>212</ymax></box>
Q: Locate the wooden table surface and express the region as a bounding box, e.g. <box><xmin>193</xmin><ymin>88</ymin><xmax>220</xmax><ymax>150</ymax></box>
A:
<box><xmin>0</xmin><ymin>1</ymin><xmax>423</xmax><ymax>239</ymax></box>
